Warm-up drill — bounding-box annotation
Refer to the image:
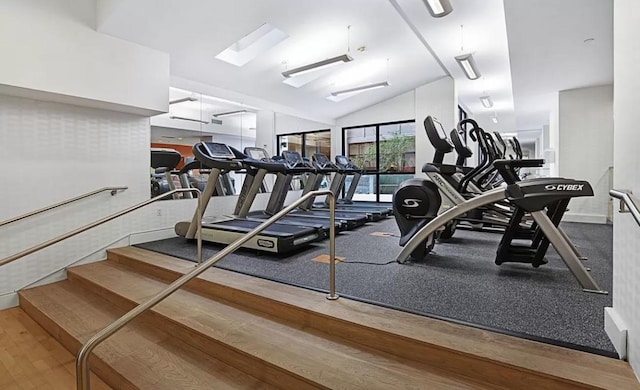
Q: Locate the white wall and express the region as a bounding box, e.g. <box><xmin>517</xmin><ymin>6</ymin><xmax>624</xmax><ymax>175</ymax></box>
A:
<box><xmin>275</xmin><ymin>112</ymin><xmax>333</xmax><ymax>134</ymax></box>
<box><xmin>558</xmin><ymin>85</ymin><xmax>613</xmax><ymax>223</ymax></box>
<box><xmin>336</xmin><ymin>90</ymin><xmax>415</xmax><ymax>129</ymax></box>
<box><xmin>333</xmin><ymin>77</ymin><xmax>458</xmax><ymax>171</ymax></box>
<box><xmin>0</xmin><ymin>0</ymin><xmax>169</xmax><ymax>116</ymax></box>
<box><xmin>0</xmin><ymin>95</ymin><xmax>176</xmax><ymax>308</ymax></box>
<box><xmin>611</xmin><ymin>0</ymin><xmax>640</xmax><ymax>380</ymax></box>
<box><xmin>414</xmin><ymin>77</ymin><xmax>458</xmax><ymax>170</ymax></box>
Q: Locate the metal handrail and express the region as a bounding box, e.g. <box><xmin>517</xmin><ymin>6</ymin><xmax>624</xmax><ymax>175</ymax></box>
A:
<box><xmin>0</xmin><ymin>188</ymin><xmax>203</xmax><ymax>268</ymax></box>
<box><xmin>610</xmin><ymin>189</ymin><xmax>640</xmax><ymax>227</ymax></box>
<box><xmin>76</xmin><ymin>189</ymin><xmax>337</xmax><ymax>390</ymax></box>
<box><xmin>0</xmin><ymin>186</ymin><xmax>128</xmax><ymax>228</ymax></box>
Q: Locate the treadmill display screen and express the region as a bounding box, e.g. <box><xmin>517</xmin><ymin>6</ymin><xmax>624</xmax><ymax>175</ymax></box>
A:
<box><xmin>433</xmin><ymin>119</ymin><xmax>448</xmax><ymax>139</ymax></box>
<box><xmin>335</xmin><ymin>156</ymin><xmax>348</xmax><ymax>166</ymax></box>
<box><xmin>282</xmin><ymin>151</ymin><xmax>302</xmax><ymax>162</ymax></box>
<box><xmin>246</xmin><ymin>148</ymin><xmax>268</xmax><ymax>159</ymax></box>
<box><xmin>314</xmin><ymin>154</ymin><xmax>330</xmax><ymax>164</ymax></box>
<box><xmin>202</xmin><ymin>142</ymin><xmax>234</xmax><ymax>158</ymax></box>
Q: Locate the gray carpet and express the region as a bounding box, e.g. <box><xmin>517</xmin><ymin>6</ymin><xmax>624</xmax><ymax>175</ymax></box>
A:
<box><xmin>136</xmin><ymin>218</ymin><xmax>615</xmax><ymax>356</ymax></box>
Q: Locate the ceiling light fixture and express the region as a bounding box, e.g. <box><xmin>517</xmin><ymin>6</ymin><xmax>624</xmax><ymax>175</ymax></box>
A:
<box><xmin>455</xmin><ymin>53</ymin><xmax>481</xmax><ymax>80</ymax></box>
<box><xmin>480</xmin><ymin>96</ymin><xmax>493</xmax><ymax>108</ymax></box>
<box><xmin>213</xmin><ymin>110</ymin><xmax>248</xmax><ymax>118</ymax></box>
<box><xmin>169</xmin><ymin>97</ymin><xmax>198</xmax><ymax>105</ymax></box>
<box><xmin>491</xmin><ymin>116</ymin><xmax>498</xmax><ymax>124</ymax></box>
<box><xmin>422</xmin><ymin>0</ymin><xmax>453</xmax><ymax>18</ymax></box>
<box><xmin>330</xmin><ymin>81</ymin><xmax>390</xmax><ymax>97</ymax></box>
<box><xmin>169</xmin><ymin>116</ymin><xmax>223</xmax><ymax>125</ymax></box>
<box><xmin>282</xmin><ymin>54</ymin><xmax>353</xmax><ymax>78</ymax></box>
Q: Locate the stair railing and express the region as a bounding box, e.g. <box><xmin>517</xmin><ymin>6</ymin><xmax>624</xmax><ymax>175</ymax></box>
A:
<box><xmin>0</xmin><ymin>188</ymin><xmax>203</xmax><ymax>268</ymax></box>
<box><xmin>0</xmin><ymin>186</ymin><xmax>128</xmax><ymax>228</ymax></box>
<box><xmin>610</xmin><ymin>189</ymin><xmax>640</xmax><ymax>226</ymax></box>
<box><xmin>76</xmin><ymin>189</ymin><xmax>338</xmax><ymax>390</ymax></box>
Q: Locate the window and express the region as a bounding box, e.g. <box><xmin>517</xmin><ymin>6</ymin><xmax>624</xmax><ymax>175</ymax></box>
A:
<box><xmin>343</xmin><ymin>120</ymin><xmax>415</xmax><ymax>202</ymax></box>
<box><xmin>277</xmin><ymin>129</ymin><xmax>331</xmax><ymax>158</ymax></box>
<box><xmin>277</xmin><ymin>129</ymin><xmax>332</xmax><ymax>190</ymax></box>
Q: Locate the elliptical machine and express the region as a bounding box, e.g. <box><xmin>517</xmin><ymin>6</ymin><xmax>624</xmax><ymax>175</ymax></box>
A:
<box><xmin>393</xmin><ymin>178</ymin><xmax>442</xmax><ymax>260</ymax></box>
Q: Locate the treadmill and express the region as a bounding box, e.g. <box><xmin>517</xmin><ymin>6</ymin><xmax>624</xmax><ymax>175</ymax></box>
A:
<box><xmin>332</xmin><ymin>155</ymin><xmax>393</xmax><ymax>215</ymax></box>
<box><xmin>261</xmin><ymin>150</ymin><xmax>368</xmax><ymax>229</ymax></box>
<box><xmin>150</xmin><ymin>148</ymin><xmax>182</xmax><ymax>199</ymax></box>
<box><xmin>234</xmin><ymin>147</ymin><xmax>346</xmax><ymax>232</ymax></box>
<box><xmin>174</xmin><ymin>142</ymin><xmax>325</xmax><ymax>253</ymax></box>
<box><xmin>303</xmin><ymin>153</ymin><xmax>388</xmax><ymax>221</ymax></box>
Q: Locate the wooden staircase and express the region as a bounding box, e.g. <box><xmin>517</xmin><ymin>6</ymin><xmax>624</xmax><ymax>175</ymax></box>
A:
<box><xmin>14</xmin><ymin>246</ymin><xmax>640</xmax><ymax>389</ymax></box>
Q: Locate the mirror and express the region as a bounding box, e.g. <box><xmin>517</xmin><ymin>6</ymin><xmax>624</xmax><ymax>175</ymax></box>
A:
<box><xmin>149</xmin><ymin>87</ymin><xmax>258</xmax><ymax>199</ymax></box>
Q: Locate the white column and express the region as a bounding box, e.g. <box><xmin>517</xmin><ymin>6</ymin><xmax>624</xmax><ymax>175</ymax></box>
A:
<box><xmin>548</xmin><ymin>95</ymin><xmax>560</xmax><ymax>177</ymax></box>
<box><xmin>256</xmin><ymin>110</ymin><xmax>276</xmax><ymax>156</ymax></box>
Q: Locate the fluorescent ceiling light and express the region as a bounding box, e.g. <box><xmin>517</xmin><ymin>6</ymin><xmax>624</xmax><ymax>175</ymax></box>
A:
<box><xmin>480</xmin><ymin>96</ymin><xmax>493</xmax><ymax>108</ymax></box>
<box><xmin>331</xmin><ymin>81</ymin><xmax>390</xmax><ymax>97</ymax></box>
<box><xmin>282</xmin><ymin>71</ymin><xmax>325</xmax><ymax>88</ymax></box>
<box><xmin>169</xmin><ymin>96</ymin><xmax>198</xmax><ymax>105</ymax></box>
<box><xmin>491</xmin><ymin>116</ymin><xmax>498</xmax><ymax>124</ymax></box>
<box><xmin>423</xmin><ymin>0</ymin><xmax>453</xmax><ymax>17</ymax></box>
<box><xmin>455</xmin><ymin>53</ymin><xmax>481</xmax><ymax>80</ymax></box>
<box><xmin>169</xmin><ymin>116</ymin><xmax>223</xmax><ymax>125</ymax></box>
<box><xmin>282</xmin><ymin>54</ymin><xmax>353</xmax><ymax>78</ymax></box>
<box><xmin>216</xmin><ymin>23</ymin><xmax>288</xmax><ymax>67</ymax></box>
<box><xmin>213</xmin><ymin>110</ymin><xmax>247</xmax><ymax>118</ymax></box>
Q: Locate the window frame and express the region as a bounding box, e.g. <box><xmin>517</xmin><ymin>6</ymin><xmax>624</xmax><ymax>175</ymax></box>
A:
<box><xmin>341</xmin><ymin>119</ymin><xmax>415</xmax><ymax>202</ymax></box>
<box><xmin>276</xmin><ymin>128</ymin><xmax>332</xmax><ymax>158</ymax></box>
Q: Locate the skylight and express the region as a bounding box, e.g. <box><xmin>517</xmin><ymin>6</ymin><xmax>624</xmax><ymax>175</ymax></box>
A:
<box><xmin>215</xmin><ymin>23</ymin><xmax>288</xmax><ymax>66</ymax></box>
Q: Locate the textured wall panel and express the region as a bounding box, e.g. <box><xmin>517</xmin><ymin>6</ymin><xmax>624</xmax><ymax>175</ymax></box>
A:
<box><xmin>0</xmin><ymin>94</ymin><xmax>278</xmax><ymax>298</ymax></box>
<box><xmin>0</xmin><ymin>95</ymin><xmax>161</xmax><ymax>295</ymax></box>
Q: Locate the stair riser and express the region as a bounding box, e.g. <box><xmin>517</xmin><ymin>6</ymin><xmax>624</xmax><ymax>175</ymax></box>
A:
<box><xmin>109</xmin><ymin>251</ymin><xmax>595</xmax><ymax>390</ymax></box>
<box><xmin>66</xmin><ymin>269</ymin><xmax>322</xmax><ymax>390</ymax></box>
<box><xmin>18</xmin><ymin>291</ymin><xmax>135</xmax><ymax>390</ymax></box>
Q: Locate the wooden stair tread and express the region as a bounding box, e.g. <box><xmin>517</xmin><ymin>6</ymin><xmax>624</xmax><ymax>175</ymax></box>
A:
<box><xmin>0</xmin><ymin>307</ymin><xmax>111</xmax><ymax>390</ymax></box>
<box><xmin>19</xmin><ymin>281</ymin><xmax>276</xmax><ymax>390</ymax></box>
<box><xmin>68</xmin><ymin>260</ymin><xmax>498</xmax><ymax>390</ymax></box>
<box><xmin>109</xmin><ymin>246</ymin><xmax>640</xmax><ymax>390</ymax></box>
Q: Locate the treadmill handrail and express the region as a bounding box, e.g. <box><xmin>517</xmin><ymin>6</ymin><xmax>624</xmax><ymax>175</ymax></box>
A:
<box><xmin>0</xmin><ymin>188</ymin><xmax>204</xmax><ymax>268</ymax></box>
<box><xmin>0</xmin><ymin>186</ymin><xmax>128</xmax><ymax>228</ymax></box>
<box><xmin>610</xmin><ymin>189</ymin><xmax>640</xmax><ymax>227</ymax></box>
<box><xmin>75</xmin><ymin>189</ymin><xmax>338</xmax><ymax>390</ymax></box>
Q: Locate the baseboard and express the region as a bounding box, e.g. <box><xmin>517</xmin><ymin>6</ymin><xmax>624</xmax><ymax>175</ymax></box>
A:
<box><xmin>129</xmin><ymin>227</ymin><xmax>177</xmax><ymax>245</ymax></box>
<box><xmin>0</xmin><ymin>292</ymin><xmax>19</xmax><ymax>310</ymax></box>
<box><xmin>604</xmin><ymin>307</ymin><xmax>627</xmax><ymax>359</ymax></box>
<box><xmin>23</xmin><ymin>269</ymin><xmax>68</xmax><ymax>290</ymax></box>
<box><xmin>563</xmin><ymin>213</ymin><xmax>608</xmax><ymax>224</ymax></box>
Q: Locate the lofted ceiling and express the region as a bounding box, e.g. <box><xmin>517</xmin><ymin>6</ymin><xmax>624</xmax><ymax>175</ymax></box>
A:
<box><xmin>97</xmin><ymin>0</ymin><xmax>613</xmax><ymax>133</ymax></box>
